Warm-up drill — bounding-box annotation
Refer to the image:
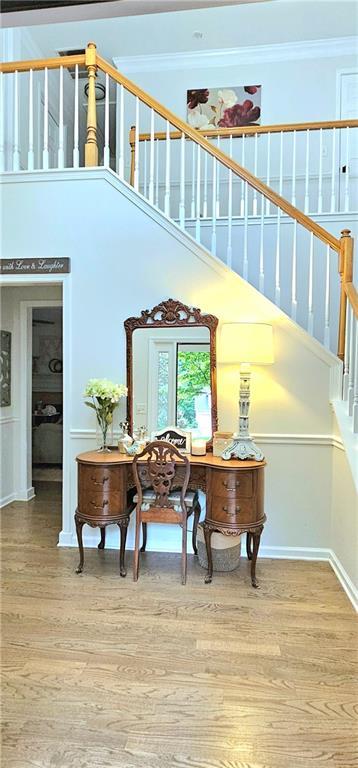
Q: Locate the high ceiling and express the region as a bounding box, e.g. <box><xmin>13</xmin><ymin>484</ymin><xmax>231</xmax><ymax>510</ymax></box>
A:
<box><xmin>1</xmin><ymin>0</ymin><xmax>266</xmax><ymax>28</ymax></box>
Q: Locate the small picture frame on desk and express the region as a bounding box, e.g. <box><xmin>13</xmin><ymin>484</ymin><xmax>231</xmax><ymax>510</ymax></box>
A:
<box><xmin>151</xmin><ymin>426</ymin><xmax>191</xmax><ymax>454</ymax></box>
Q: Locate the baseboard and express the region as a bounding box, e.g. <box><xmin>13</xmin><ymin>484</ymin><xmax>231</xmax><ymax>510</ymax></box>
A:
<box><xmin>329</xmin><ymin>549</ymin><xmax>358</xmax><ymax>613</ymax></box>
<box><xmin>259</xmin><ymin>545</ymin><xmax>331</xmax><ymax>560</ymax></box>
<box><xmin>0</xmin><ymin>486</ymin><xmax>35</xmax><ymax>507</ymax></box>
<box><xmin>0</xmin><ymin>492</ymin><xmax>16</xmax><ymax>508</ymax></box>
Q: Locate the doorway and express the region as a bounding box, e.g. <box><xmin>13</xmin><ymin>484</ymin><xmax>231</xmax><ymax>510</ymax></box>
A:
<box><xmin>31</xmin><ymin>306</ymin><xmax>63</xmax><ymax>493</ymax></box>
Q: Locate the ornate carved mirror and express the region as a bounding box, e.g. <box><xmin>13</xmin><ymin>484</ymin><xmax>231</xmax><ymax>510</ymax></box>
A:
<box><xmin>124</xmin><ymin>299</ymin><xmax>218</xmax><ymax>444</ymax></box>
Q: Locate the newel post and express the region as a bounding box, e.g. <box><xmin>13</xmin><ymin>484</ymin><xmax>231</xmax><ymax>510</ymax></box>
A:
<box><xmin>337</xmin><ymin>229</ymin><xmax>353</xmax><ymax>360</ymax></box>
<box><xmin>85</xmin><ymin>42</ymin><xmax>98</xmax><ymax>167</ymax></box>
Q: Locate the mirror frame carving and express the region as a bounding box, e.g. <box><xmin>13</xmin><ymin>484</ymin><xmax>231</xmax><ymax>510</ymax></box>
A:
<box><xmin>124</xmin><ymin>298</ymin><xmax>218</xmax><ymax>446</ymax></box>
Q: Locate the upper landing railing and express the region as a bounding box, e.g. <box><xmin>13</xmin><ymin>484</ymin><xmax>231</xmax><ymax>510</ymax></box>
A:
<box><xmin>1</xmin><ymin>43</ymin><xmax>357</xmax><ymax>432</ymax></box>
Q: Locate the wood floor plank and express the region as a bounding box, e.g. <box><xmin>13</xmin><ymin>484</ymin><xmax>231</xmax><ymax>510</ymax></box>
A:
<box><xmin>1</xmin><ymin>491</ymin><xmax>357</xmax><ymax>768</ymax></box>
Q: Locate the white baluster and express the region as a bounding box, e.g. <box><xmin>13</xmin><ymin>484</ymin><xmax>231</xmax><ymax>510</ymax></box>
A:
<box><xmin>243</xmin><ymin>181</ymin><xmax>249</xmax><ymax>281</ymax></box>
<box><xmin>308</xmin><ymin>232</ymin><xmax>314</xmax><ymax>335</ymax></box>
<box><xmin>73</xmin><ymin>64</ymin><xmax>79</xmax><ymax>168</ymax></box>
<box><xmin>275</xmin><ymin>209</ymin><xmax>281</xmax><ymax>306</ymax></box>
<box><xmin>304</xmin><ymin>129</ymin><xmax>310</xmax><ymax>214</ymax></box>
<box><xmin>195</xmin><ymin>143</ymin><xmax>201</xmax><ymax>242</ymax></box>
<box><xmin>58</xmin><ymin>66</ymin><xmax>64</xmax><ymax>169</ymax></box>
<box><xmin>42</xmin><ymin>67</ymin><xmax>49</xmax><ymax>169</ymax></box>
<box><xmin>216</xmin><ymin>135</ymin><xmax>220</xmax><ymax>217</ymax></box>
<box><xmin>330</xmin><ymin>127</ymin><xmax>336</xmax><ymax>213</ymax></box>
<box><xmin>104</xmin><ymin>72</ymin><xmax>110</xmax><ymax>167</ymax></box>
<box><xmin>179</xmin><ymin>132</ymin><xmax>185</xmax><ymax>229</ymax></box>
<box><xmin>143</xmin><ymin>139</ymin><xmax>147</xmax><ymax>198</ymax></box>
<box><xmin>344</xmin><ymin>126</ymin><xmax>350</xmax><ymax>213</ymax></box>
<box><xmin>118</xmin><ymin>84</ymin><xmax>124</xmax><ymax>180</ymax></box>
<box><xmin>317</xmin><ymin>128</ymin><xmax>323</xmax><ymax>213</ymax></box>
<box><xmin>343</xmin><ymin>304</ymin><xmax>351</xmax><ymax>400</ymax></box>
<box><xmin>348</xmin><ymin>306</ymin><xmax>356</xmax><ymax>416</ymax></box>
<box><xmin>278</xmin><ymin>131</ymin><xmax>283</xmax><ymax>197</ymax></box>
<box><xmin>353</xmin><ymin>321</ymin><xmax>358</xmax><ymax>433</ymax></box>
<box><xmin>240</xmin><ymin>134</ymin><xmax>245</xmax><ymax>216</ymax></box>
<box><xmin>252</xmin><ymin>132</ymin><xmax>258</xmax><ymax>216</ymax></box>
<box><xmin>191</xmin><ymin>142</ymin><xmax>195</xmax><ymax>218</ymax></box>
<box><xmin>265</xmin><ymin>132</ymin><xmax>271</xmax><ymax>215</ymax></box>
<box><xmin>155</xmin><ymin>138</ymin><xmax>159</xmax><ymax>208</ymax></box>
<box><xmin>291</xmin><ymin>130</ymin><xmax>296</xmax><ymax>206</ymax></box>
<box><xmin>134</xmin><ymin>97</ymin><xmax>139</xmax><ymax>191</ymax></box>
<box><xmin>164</xmin><ymin>119</ymin><xmax>170</xmax><ymax>217</ymax></box>
<box><xmin>323</xmin><ymin>245</ymin><xmax>330</xmax><ymax>348</ymax></box>
<box><xmin>291</xmin><ymin>219</ymin><xmax>297</xmax><ymax>321</ymax></box>
<box><xmin>149</xmin><ymin>108</ymin><xmax>155</xmax><ymax>205</ymax></box>
<box><xmin>227</xmin><ymin>134</ymin><xmax>233</xmax><ymax>268</ymax></box>
<box><xmin>28</xmin><ymin>69</ymin><xmax>34</xmax><ymax>170</ymax></box>
<box><xmin>203</xmin><ymin>151</ymin><xmax>208</xmax><ymax>218</ymax></box>
<box><xmin>211</xmin><ymin>157</ymin><xmax>217</xmax><ymax>255</ymax></box>
<box><xmin>0</xmin><ymin>72</ymin><xmax>4</xmax><ymax>172</ymax></box>
<box><xmin>259</xmin><ymin>193</ymin><xmax>265</xmax><ymax>293</ymax></box>
<box><xmin>13</xmin><ymin>71</ymin><xmax>20</xmax><ymax>171</ymax></box>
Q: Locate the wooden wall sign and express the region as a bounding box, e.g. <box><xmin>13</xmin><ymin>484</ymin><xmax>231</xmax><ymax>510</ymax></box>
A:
<box><xmin>0</xmin><ymin>258</ymin><xmax>70</xmax><ymax>275</ymax></box>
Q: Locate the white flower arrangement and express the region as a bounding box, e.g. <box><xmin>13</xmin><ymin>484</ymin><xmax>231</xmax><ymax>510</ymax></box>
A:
<box><xmin>84</xmin><ymin>378</ymin><xmax>127</xmax><ymax>451</ymax></box>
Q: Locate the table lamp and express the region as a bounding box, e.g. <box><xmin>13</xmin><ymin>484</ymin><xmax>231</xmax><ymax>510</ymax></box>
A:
<box><xmin>219</xmin><ymin>323</ymin><xmax>274</xmax><ymax>461</ymax></box>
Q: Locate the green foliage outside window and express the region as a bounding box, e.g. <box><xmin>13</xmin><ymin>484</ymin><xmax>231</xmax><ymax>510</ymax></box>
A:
<box><xmin>177</xmin><ymin>350</ymin><xmax>210</xmax><ymax>429</ymax></box>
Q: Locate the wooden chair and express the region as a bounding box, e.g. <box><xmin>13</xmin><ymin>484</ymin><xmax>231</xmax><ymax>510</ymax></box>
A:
<box><xmin>132</xmin><ymin>441</ymin><xmax>201</xmax><ymax>584</ymax></box>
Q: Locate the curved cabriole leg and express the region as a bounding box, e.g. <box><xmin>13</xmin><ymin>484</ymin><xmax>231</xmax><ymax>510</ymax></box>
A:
<box><xmin>75</xmin><ymin>516</ymin><xmax>84</xmax><ymax>574</ymax></box>
<box><xmin>246</xmin><ymin>531</ymin><xmax>253</xmax><ymax>561</ymax></box>
<box><xmin>250</xmin><ymin>527</ymin><xmax>263</xmax><ymax>589</ymax></box>
<box><xmin>133</xmin><ymin>511</ymin><xmax>141</xmax><ymax>582</ymax></box>
<box><xmin>140</xmin><ymin>522</ymin><xmax>147</xmax><ymax>552</ymax></box>
<box><xmin>204</xmin><ymin>524</ymin><xmax>214</xmax><ymax>584</ymax></box>
<box><xmin>192</xmin><ymin>500</ymin><xmax>201</xmax><ymax>555</ymax></box>
<box><xmin>118</xmin><ymin>519</ymin><xmax>129</xmax><ymax>578</ymax></box>
<box><xmin>98</xmin><ymin>527</ymin><xmax>106</xmax><ymax>550</ymax></box>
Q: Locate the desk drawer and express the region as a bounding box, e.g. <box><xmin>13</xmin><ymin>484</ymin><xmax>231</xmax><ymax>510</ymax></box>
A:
<box><xmin>209</xmin><ymin>496</ymin><xmax>257</xmax><ymax>526</ymax></box>
<box><xmin>211</xmin><ymin>470</ymin><xmax>253</xmax><ymax>499</ymax></box>
<box><xmin>78</xmin><ymin>490</ymin><xmax>123</xmax><ymax>518</ymax></box>
<box><xmin>79</xmin><ymin>464</ymin><xmax>123</xmax><ymax>494</ymax></box>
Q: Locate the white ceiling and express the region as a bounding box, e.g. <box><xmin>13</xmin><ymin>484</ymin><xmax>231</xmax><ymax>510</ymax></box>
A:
<box><xmin>5</xmin><ymin>0</ymin><xmax>358</xmax><ymax>61</ymax></box>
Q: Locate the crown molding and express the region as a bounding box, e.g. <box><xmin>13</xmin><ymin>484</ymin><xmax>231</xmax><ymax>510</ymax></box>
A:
<box><xmin>113</xmin><ymin>36</ymin><xmax>358</xmax><ymax>74</ymax></box>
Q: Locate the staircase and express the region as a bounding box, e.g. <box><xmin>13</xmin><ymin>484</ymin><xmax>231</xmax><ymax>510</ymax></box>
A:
<box><xmin>1</xmin><ymin>43</ymin><xmax>357</xmax><ymax>444</ymax></box>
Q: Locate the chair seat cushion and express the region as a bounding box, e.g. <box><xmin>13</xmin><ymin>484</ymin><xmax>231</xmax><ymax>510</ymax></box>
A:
<box><xmin>133</xmin><ymin>489</ymin><xmax>196</xmax><ymax>512</ymax></box>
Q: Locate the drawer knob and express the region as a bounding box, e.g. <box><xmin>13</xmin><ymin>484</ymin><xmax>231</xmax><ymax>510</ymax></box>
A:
<box><xmin>223</xmin><ymin>479</ymin><xmax>240</xmax><ymax>490</ymax></box>
<box><xmin>90</xmin><ymin>475</ymin><xmax>109</xmax><ymax>486</ymax></box>
<box><xmin>90</xmin><ymin>499</ymin><xmax>109</xmax><ymax>511</ymax></box>
<box><xmin>223</xmin><ymin>505</ymin><xmax>241</xmax><ymax>513</ymax></box>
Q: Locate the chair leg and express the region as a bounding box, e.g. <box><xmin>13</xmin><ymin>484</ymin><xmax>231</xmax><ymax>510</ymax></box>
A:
<box><xmin>192</xmin><ymin>500</ymin><xmax>201</xmax><ymax>555</ymax></box>
<box><xmin>181</xmin><ymin>519</ymin><xmax>187</xmax><ymax>585</ymax></box>
<box><xmin>118</xmin><ymin>519</ymin><xmax>128</xmax><ymax>578</ymax></box>
<box><xmin>133</xmin><ymin>511</ymin><xmax>141</xmax><ymax>582</ymax></box>
<box><xmin>140</xmin><ymin>522</ymin><xmax>147</xmax><ymax>552</ymax></box>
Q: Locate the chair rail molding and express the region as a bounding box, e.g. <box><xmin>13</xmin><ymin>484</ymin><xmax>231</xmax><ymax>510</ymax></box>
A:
<box><xmin>113</xmin><ymin>36</ymin><xmax>358</xmax><ymax>74</ymax></box>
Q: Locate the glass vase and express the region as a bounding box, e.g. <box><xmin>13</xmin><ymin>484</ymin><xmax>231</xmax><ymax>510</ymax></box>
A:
<box><xmin>96</xmin><ymin>421</ymin><xmax>113</xmax><ymax>452</ymax></box>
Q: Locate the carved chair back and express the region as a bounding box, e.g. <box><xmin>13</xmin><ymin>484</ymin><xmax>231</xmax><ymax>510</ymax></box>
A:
<box><xmin>132</xmin><ymin>440</ymin><xmax>190</xmax><ymax>513</ymax></box>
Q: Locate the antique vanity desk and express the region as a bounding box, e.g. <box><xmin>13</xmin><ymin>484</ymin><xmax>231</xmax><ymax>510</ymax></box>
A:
<box><xmin>75</xmin><ymin>450</ymin><xmax>266</xmax><ymax>586</ymax></box>
<box><xmin>76</xmin><ymin>298</ymin><xmax>267</xmax><ymax>586</ymax></box>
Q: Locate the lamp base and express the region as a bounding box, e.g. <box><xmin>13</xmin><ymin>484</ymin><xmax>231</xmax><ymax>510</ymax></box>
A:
<box><xmin>221</xmin><ymin>437</ymin><xmax>264</xmax><ymax>462</ymax></box>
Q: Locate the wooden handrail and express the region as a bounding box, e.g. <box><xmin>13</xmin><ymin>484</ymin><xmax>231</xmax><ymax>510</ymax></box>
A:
<box><xmin>131</xmin><ymin>119</ymin><xmax>358</xmax><ymax>144</ymax></box>
<box><xmin>345</xmin><ymin>282</ymin><xmax>358</xmax><ymax>319</ymax></box>
<box><xmin>97</xmin><ymin>56</ymin><xmax>340</xmax><ymax>253</ymax></box>
<box><xmin>0</xmin><ymin>54</ymin><xmax>86</xmax><ymax>73</ymax></box>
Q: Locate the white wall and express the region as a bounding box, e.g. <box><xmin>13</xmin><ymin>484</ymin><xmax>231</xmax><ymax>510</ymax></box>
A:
<box><xmin>1</xmin><ymin>169</ymin><xmax>343</xmax><ymax>560</ymax></box>
<box><xmin>0</xmin><ymin>285</ymin><xmax>62</xmax><ymax>505</ymax></box>
<box><xmin>331</xmin><ymin>414</ymin><xmax>358</xmax><ymax>599</ymax></box>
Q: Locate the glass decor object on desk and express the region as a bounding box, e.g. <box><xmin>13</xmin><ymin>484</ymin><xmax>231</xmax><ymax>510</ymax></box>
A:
<box><xmin>118</xmin><ymin>421</ymin><xmax>133</xmax><ymax>454</ymax></box>
<box><xmin>191</xmin><ymin>439</ymin><xmax>206</xmax><ymax>456</ymax></box>
<box><xmin>84</xmin><ymin>379</ymin><xmax>127</xmax><ymax>453</ymax></box>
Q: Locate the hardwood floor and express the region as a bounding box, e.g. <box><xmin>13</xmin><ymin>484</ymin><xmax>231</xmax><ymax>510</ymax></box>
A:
<box><xmin>1</xmin><ymin>485</ymin><xmax>357</xmax><ymax>768</ymax></box>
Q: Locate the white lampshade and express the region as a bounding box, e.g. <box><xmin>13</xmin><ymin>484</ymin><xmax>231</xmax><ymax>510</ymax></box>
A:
<box><xmin>219</xmin><ymin>323</ymin><xmax>274</xmax><ymax>364</ymax></box>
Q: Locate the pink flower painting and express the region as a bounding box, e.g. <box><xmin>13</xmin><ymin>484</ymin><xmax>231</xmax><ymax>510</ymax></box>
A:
<box><xmin>187</xmin><ymin>85</ymin><xmax>261</xmax><ymax>130</ymax></box>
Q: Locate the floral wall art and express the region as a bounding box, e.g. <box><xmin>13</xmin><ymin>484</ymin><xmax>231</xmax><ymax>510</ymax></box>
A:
<box><xmin>187</xmin><ymin>86</ymin><xmax>261</xmax><ymax>130</ymax></box>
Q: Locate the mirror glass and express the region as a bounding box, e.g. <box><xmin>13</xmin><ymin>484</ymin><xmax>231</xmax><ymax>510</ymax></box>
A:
<box><xmin>132</xmin><ymin>326</ymin><xmax>212</xmax><ymax>439</ymax></box>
